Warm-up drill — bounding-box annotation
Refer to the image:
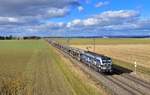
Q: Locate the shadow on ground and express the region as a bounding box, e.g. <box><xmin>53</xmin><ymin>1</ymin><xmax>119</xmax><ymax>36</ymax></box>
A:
<box><xmin>104</xmin><ymin>64</ymin><xmax>133</xmax><ymax>75</ymax></box>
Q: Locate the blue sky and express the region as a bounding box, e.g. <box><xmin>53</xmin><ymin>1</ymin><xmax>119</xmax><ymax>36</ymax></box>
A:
<box><xmin>57</xmin><ymin>0</ymin><xmax>150</xmax><ymax>21</ymax></box>
<box><xmin>0</xmin><ymin>0</ymin><xmax>150</xmax><ymax>37</ymax></box>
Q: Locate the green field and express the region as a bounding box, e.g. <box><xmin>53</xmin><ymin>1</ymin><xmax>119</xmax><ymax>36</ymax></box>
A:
<box><xmin>0</xmin><ymin>40</ymin><xmax>102</xmax><ymax>95</ymax></box>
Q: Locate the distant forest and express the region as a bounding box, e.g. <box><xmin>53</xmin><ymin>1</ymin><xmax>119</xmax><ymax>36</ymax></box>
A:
<box><xmin>0</xmin><ymin>36</ymin><xmax>41</xmax><ymax>40</ymax></box>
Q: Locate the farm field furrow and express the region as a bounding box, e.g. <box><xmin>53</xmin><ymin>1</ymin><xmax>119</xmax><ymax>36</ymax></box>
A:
<box><xmin>0</xmin><ymin>40</ymin><xmax>102</xmax><ymax>95</ymax></box>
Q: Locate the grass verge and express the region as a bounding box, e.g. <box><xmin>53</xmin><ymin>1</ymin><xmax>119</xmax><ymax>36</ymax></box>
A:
<box><xmin>113</xmin><ymin>59</ymin><xmax>150</xmax><ymax>76</ymax></box>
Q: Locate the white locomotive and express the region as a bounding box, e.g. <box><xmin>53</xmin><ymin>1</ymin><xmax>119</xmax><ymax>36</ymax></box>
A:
<box><xmin>48</xmin><ymin>40</ymin><xmax>112</xmax><ymax>73</ymax></box>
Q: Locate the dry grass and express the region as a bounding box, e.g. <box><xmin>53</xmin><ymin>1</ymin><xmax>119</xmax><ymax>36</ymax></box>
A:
<box><xmin>0</xmin><ymin>40</ymin><xmax>103</xmax><ymax>95</ymax></box>
<box><xmin>72</xmin><ymin>44</ymin><xmax>150</xmax><ymax>68</ymax></box>
<box><xmin>52</xmin><ymin>38</ymin><xmax>150</xmax><ymax>45</ymax></box>
<box><xmin>58</xmin><ymin>49</ymin><xmax>108</xmax><ymax>95</ymax></box>
<box><xmin>0</xmin><ymin>77</ymin><xmax>26</xmax><ymax>95</ymax></box>
<box><xmin>72</xmin><ymin>43</ymin><xmax>150</xmax><ymax>81</ymax></box>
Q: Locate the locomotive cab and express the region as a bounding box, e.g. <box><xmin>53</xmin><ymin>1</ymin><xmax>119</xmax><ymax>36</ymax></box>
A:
<box><xmin>101</xmin><ymin>57</ymin><xmax>112</xmax><ymax>72</ymax></box>
<box><xmin>95</xmin><ymin>57</ymin><xmax>112</xmax><ymax>72</ymax></box>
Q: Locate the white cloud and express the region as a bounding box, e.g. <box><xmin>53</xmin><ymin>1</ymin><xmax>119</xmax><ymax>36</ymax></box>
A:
<box><xmin>83</xmin><ymin>18</ymin><xmax>98</xmax><ymax>26</ymax></box>
<box><xmin>1</xmin><ymin>8</ymin><xmax>150</xmax><ymax>37</ymax></box>
<box><xmin>103</xmin><ymin>23</ymin><xmax>138</xmax><ymax>30</ymax></box>
<box><xmin>67</xmin><ymin>18</ymin><xmax>98</xmax><ymax>27</ymax></box>
<box><xmin>46</xmin><ymin>22</ymin><xmax>65</xmax><ymax>28</ymax></box>
<box><xmin>78</xmin><ymin>6</ymin><xmax>84</xmax><ymax>12</ymax></box>
<box><xmin>0</xmin><ymin>17</ymin><xmax>20</xmax><ymax>25</ymax></box>
<box><xmin>8</xmin><ymin>17</ymin><xmax>19</xmax><ymax>22</ymax></box>
<box><xmin>67</xmin><ymin>19</ymin><xmax>81</xmax><ymax>27</ymax></box>
<box><xmin>67</xmin><ymin>10</ymin><xmax>139</xmax><ymax>28</ymax></box>
<box><xmin>95</xmin><ymin>1</ymin><xmax>109</xmax><ymax>8</ymax></box>
<box><xmin>96</xmin><ymin>10</ymin><xmax>139</xmax><ymax>18</ymax></box>
<box><xmin>72</xmin><ymin>19</ymin><xmax>82</xmax><ymax>25</ymax></box>
<box><xmin>47</xmin><ymin>7</ymin><xmax>69</xmax><ymax>18</ymax></box>
<box><xmin>0</xmin><ymin>0</ymin><xmax>80</xmax><ymax>25</ymax></box>
<box><xmin>0</xmin><ymin>0</ymin><xmax>79</xmax><ymax>17</ymax></box>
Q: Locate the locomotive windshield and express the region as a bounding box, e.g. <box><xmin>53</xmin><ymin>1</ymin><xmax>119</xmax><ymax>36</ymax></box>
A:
<box><xmin>101</xmin><ymin>57</ymin><xmax>112</xmax><ymax>63</ymax></box>
<box><xmin>96</xmin><ymin>59</ymin><xmax>100</xmax><ymax>63</ymax></box>
<box><xmin>101</xmin><ymin>57</ymin><xmax>111</xmax><ymax>60</ymax></box>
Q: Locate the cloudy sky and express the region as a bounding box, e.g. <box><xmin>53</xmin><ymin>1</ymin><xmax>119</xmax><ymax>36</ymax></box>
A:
<box><xmin>0</xmin><ymin>0</ymin><xmax>150</xmax><ymax>37</ymax></box>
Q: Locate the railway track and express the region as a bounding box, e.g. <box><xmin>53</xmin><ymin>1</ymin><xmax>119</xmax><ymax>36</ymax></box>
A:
<box><xmin>122</xmin><ymin>74</ymin><xmax>150</xmax><ymax>89</ymax></box>
<box><xmin>51</xmin><ymin>44</ymin><xmax>150</xmax><ymax>95</ymax></box>
<box><xmin>105</xmin><ymin>76</ymin><xmax>137</xmax><ymax>95</ymax></box>
<box><xmin>113</xmin><ymin>68</ymin><xmax>150</xmax><ymax>94</ymax></box>
<box><xmin>107</xmin><ymin>75</ymin><xmax>146</xmax><ymax>95</ymax></box>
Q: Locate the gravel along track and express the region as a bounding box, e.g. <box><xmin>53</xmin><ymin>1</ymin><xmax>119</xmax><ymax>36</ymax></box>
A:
<box><xmin>55</xmin><ymin>47</ymin><xmax>150</xmax><ymax>95</ymax></box>
<box><xmin>107</xmin><ymin>75</ymin><xmax>147</xmax><ymax>95</ymax></box>
<box><xmin>122</xmin><ymin>74</ymin><xmax>150</xmax><ymax>90</ymax></box>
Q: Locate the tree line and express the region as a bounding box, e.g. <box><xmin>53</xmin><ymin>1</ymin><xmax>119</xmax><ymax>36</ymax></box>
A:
<box><xmin>0</xmin><ymin>36</ymin><xmax>41</xmax><ymax>40</ymax></box>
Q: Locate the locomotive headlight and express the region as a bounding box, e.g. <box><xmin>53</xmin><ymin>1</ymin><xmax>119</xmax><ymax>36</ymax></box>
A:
<box><xmin>94</xmin><ymin>62</ymin><xmax>96</xmax><ymax>65</ymax></box>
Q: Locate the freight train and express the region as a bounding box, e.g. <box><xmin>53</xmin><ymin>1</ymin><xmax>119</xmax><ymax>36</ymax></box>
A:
<box><xmin>48</xmin><ymin>40</ymin><xmax>112</xmax><ymax>73</ymax></box>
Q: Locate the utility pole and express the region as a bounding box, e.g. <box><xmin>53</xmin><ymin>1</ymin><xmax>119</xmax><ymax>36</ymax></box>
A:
<box><xmin>93</xmin><ymin>38</ymin><xmax>95</xmax><ymax>52</ymax></box>
<box><xmin>134</xmin><ymin>61</ymin><xmax>137</xmax><ymax>74</ymax></box>
<box><xmin>67</xmin><ymin>37</ymin><xmax>70</xmax><ymax>46</ymax></box>
<box><xmin>66</xmin><ymin>31</ymin><xmax>70</xmax><ymax>46</ymax></box>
